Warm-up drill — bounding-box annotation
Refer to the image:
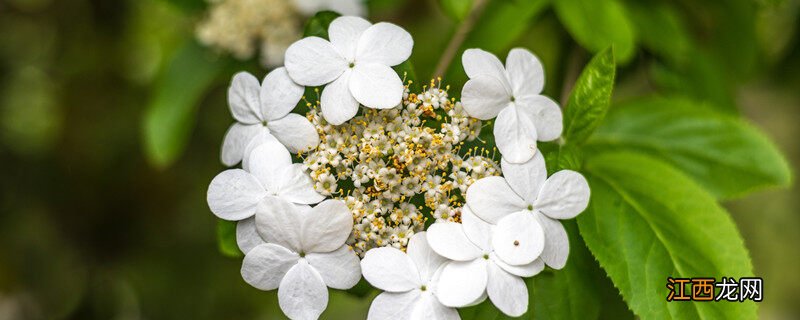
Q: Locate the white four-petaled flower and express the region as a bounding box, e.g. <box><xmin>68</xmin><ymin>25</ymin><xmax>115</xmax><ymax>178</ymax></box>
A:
<box><xmin>285</xmin><ymin>16</ymin><xmax>413</xmax><ymax>125</ymax></box>
<box><xmin>426</xmin><ymin>207</ymin><xmax>545</xmax><ymax>317</ymax></box>
<box><xmin>467</xmin><ymin>151</ymin><xmax>590</xmax><ymax>269</ymax></box>
<box><xmin>242</xmin><ymin>197</ymin><xmax>361</xmax><ymax>320</ymax></box>
<box><xmin>361</xmin><ymin>232</ymin><xmax>460</xmax><ymax>320</ymax></box>
<box><xmin>221</xmin><ymin>68</ymin><xmax>319</xmax><ymax>166</ymax></box>
<box><xmin>207</xmin><ymin>140</ymin><xmax>324</xmax><ymax>221</ymax></box>
<box><xmin>460</xmin><ymin>48</ymin><xmax>563</xmax><ymax>163</ymax></box>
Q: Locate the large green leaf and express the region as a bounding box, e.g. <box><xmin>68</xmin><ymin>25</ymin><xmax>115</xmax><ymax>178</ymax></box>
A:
<box><xmin>579</xmin><ymin>152</ymin><xmax>758</xmax><ymax>319</ymax></box>
<box><xmin>553</xmin><ymin>0</ymin><xmax>636</xmax><ymax>63</ymax></box>
<box><xmin>650</xmin><ymin>51</ymin><xmax>737</xmax><ymax>114</ymax></box>
<box><xmin>142</xmin><ymin>41</ymin><xmax>226</xmax><ymax>168</ymax></box>
<box><xmin>589</xmin><ymin>96</ymin><xmax>791</xmax><ymax>199</ymax></box>
<box><xmin>562</xmin><ymin>47</ymin><xmax>616</xmax><ymax>145</ymax></box>
<box><xmin>623</xmin><ymin>0</ymin><xmax>692</xmax><ymax>64</ymax></box>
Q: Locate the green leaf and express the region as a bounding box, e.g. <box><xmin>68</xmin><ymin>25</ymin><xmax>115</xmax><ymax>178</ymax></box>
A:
<box><xmin>216</xmin><ymin>220</ymin><xmax>242</xmax><ymax>258</ymax></box>
<box><xmin>142</xmin><ymin>41</ymin><xmax>226</xmax><ymax>168</ymax></box>
<box><xmin>623</xmin><ymin>0</ymin><xmax>692</xmax><ymax>64</ymax></box>
<box><xmin>650</xmin><ymin>51</ymin><xmax>737</xmax><ymax>114</ymax></box>
<box><xmin>303</xmin><ymin>11</ymin><xmax>341</xmax><ymax>39</ymax></box>
<box><xmin>439</xmin><ymin>0</ymin><xmax>473</xmax><ymax>21</ymax></box>
<box><xmin>531</xmin><ymin>221</ymin><xmax>601</xmax><ymax>320</ymax></box>
<box><xmin>553</xmin><ymin>0</ymin><xmax>636</xmax><ymax>63</ymax></box>
<box><xmin>155</xmin><ymin>0</ymin><xmax>206</xmax><ymax>12</ymax></box>
<box><xmin>562</xmin><ymin>47</ymin><xmax>616</xmax><ymax>145</ymax></box>
<box><xmin>579</xmin><ymin>151</ymin><xmax>758</xmax><ymax>319</ymax></box>
<box><xmin>589</xmin><ymin>96</ymin><xmax>791</xmax><ymax>199</ymax></box>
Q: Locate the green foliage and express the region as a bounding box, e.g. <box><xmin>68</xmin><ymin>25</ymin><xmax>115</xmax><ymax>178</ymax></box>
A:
<box><xmin>303</xmin><ymin>11</ymin><xmax>342</xmax><ymax>39</ymax></box>
<box><xmin>553</xmin><ymin>0</ymin><xmax>636</xmax><ymax>63</ymax></box>
<box><xmin>579</xmin><ymin>152</ymin><xmax>758</xmax><ymax>319</ymax></box>
<box><xmin>444</xmin><ymin>0</ymin><xmax>550</xmax><ymax>85</ymax></box>
<box><xmin>439</xmin><ymin>0</ymin><xmax>473</xmax><ymax>21</ymax></box>
<box><xmin>562</xmin><ymin>47</ymin><xmax>616</xmax><ymax>146</ymax></box>
<box><xmin>590</xmin><ymin>96</ymin><xmax>791</xmax><ymax>199</ymax></box>
<box><xmin>623</xmin><ymin>0</ymin><xmax>692</xmax><ymax>64</ymax></box>
<box><xmin>216</xmin><ymin>220</ymin><xmax>242</xmax><ymax>258</ymax></box>
<box><xmin>393</xmin><ymin>60</ymin><xmax>420</xmax><ymax>91</ymax></box>
<box><xmin>650</xmin><ymin>51</ymin><xmax>737</xmax><ymax>114</ymax></box>
<box><xmin>155</xmin><ymin>0</ymin><xmax>207</xmax><ymax>12</ymax></box>
<box><xmin>142</xmin><ymin>41</ymin><xmax>227</xmax><ymax>169</ymax></box>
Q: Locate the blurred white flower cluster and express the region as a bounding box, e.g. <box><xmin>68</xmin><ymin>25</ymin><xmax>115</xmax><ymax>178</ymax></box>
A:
<box><xmin>197</xmin><ymin>0</ymin><xmax>365</xmax><ymax>67</ymax></box>
<box><xmin>299</xmin><ymin>81</ymin><xmax>494</xmax><ymax>256</ymax></box>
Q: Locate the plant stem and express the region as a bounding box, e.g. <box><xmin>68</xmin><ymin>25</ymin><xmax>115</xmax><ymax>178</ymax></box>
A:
<box><xmin>432</xmin><ymin>0</ymin><xmax>490</xmax><ymax>78</ymax></box>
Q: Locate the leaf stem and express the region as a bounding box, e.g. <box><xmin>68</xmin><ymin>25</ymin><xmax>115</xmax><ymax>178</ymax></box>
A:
<box><xmin>432</xmin><ymin>0</ymin><xmax>490</xmax><ymax>78</ymax></box>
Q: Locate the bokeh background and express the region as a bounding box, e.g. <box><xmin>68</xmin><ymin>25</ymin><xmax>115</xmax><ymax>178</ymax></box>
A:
<box><xmin>0</xmin><ymin>0</ymin><xmax>798</xmax><ymax>319</ymax></box>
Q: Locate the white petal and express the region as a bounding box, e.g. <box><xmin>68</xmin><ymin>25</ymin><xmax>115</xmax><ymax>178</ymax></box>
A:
<box><xmin>350</xmin><ymin>62</ymin><xmax>404</xmax><ymax>109</ymax></box>
<box><xmin>493</xmin><ymin>211</ymin><xmax>544</xmax><ymax>266</ymax></box>
<box><xmin>492</xmin><ymin>254</ymin><xmax>544</xmax><ymax>277</ymax></box>
<box><xmin>436</xmin><ymin>260</ymin><xmax>488</xmax><ymax>307</ymax></box>
<box><xmin>220</xmin><ymin>123</ymin><xmax>261</xmax><ymax>166</ymax></box>
<box><xmin>411</xmin><ymin>293</ymin><xmax>460</xmax><ymax>320</ymax></box>
<box><xmin>505</xmin><ymin>48</ymin><xmax>544</xmax><ymax>96</ymax></box>
<box><xmin>426</xmin><ymin>222</ymin><xmax>483</xmax><ymax>261</ymax></box>
<box><xmin>320</xmin><ymin>69</ymin><xmax>359</xmax><ymax>125</ymax></box>
<box><xmin>461</xmin><ymin>77</ymin><xmax>512</xmax><ymax>120</ymax></box>
<box><xmin>368</xmin><ymin>291</ymin><xmax>420</xmax><ymax>320</ymax></box>
<box><xmin>356</xmin><ymin>22</ymin><xmax>413</xmax><ymax>66</ymax></box>
<box><xmin>247</xmin><ymin>140</ymin><xmax>292</xmax><ymax>192</ymax></box>
<box><xmin>407</xmin><ymin>232</ymin><xmax>447</xmax><ymax>283</ymax></box>
<box><xmin>306</xmin><ymin>245</ymin><xmax>361</xmax><ymax>289</ymax></box>
<box><xmin>494</xmin><ymin>105</ymin><xmax>538</xmax><ymax>164</ymax></box>
<box><xmin>536</xmin><ymin>214</ymin><xmax>569</xmax><ymax>269</ymax></box>
<box><xmin>255</xmin><ymin>197</ymin><xmax>304</xmax><ymax>252</ymax></box>
<box><xmin>361</xmin><ymin>247</ymin><xmax>420</xmax><ymax>292</ymax></box>
<box><xmin>516</xmin><ymin>95</ymin><xmax>563</xmax><ymax>142</ymax></box>
<box><xmin>460</xmin><ymin>206</ymin><xmax>492</xmax><ymax>251</ymax></box>
<box><xmin>278</xmin><ymin>260</ymin><xmax>329</xmax><ymax>320</ymax></box>
<box><xmin>236</xmin><ymin>217</ymin><xmax>265</xmax><ymax>254</ymax></box>
<box><xmin>207</xmin><ymin>169</ymin><xmax>265</xmax><ymax>221</ymax></box>
<box><xmin>465</xmin><ymin>176</ymin><xmax>526</xmax><ymax>224</ymax></box>
<box><xmin>461</xmin><ymin>49</ymin><xmax>511</xmax><ymax>90</ymax></box>
<box><xmin>241</xmin><ymin>131</ymin><xmax>279</xmax><ymax>171</ymax></box>
<box><xmin>302</xmin><ymin>200</ymin><xmax>353</xmax><ymax>253</ymax></box>
<box><xmin>260</xmin><ymin>67</ymin><xmax>304</xmax><ymax>121</ymax></box>
<box><xmin>329</xmin><ymin>16</ymin><xmax>372</xmax><ymax>60</ymax></box>
<box><xmin>277</xmin><ymin>164</ymin><xmax>326</xmax><ymax>205</ymax></box>
<box><xmin>241</xmin><ymin>243</ymin><xmax>299</xmax><ymax>290</ymax></box>
<box><xmin>285</xmin><ymin>36</ymin><xmax>347</xmax><ymax>86</ymax></box>
<box><xmin>486</xmin><ymin>262</ymin><xmax>528</xmax><ymax>317</ymax></box>
<box><xmin>269</xmin><ymin>113</ymin><xmax>320</xmax><ymax>153</ymax></box>
<box><xmin>228</xmin><ymin>72</ymin><xmax>262</xmax><ymax>123</ymax></box>
<box><xmin>534</xmin><ymin>170</ymin><xmax>590</xmax><ymax>219</ymax></box>
<box><xmin>500</xmin><ymin>152</ymin><xmax>547</xmax><ymax>203</ymax></box>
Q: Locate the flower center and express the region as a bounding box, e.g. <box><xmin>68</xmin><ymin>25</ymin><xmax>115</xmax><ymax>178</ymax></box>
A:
<box><xmin>510</xmin><ymin>96</ymin><xmax>516</xmax><ymax>102</ymax></box>
<box><xmin>527</xmin><ymin>204</ymin><xmax>534</xmax><ymax>211</ymax></box>
<box><xmin>261</xmin><ymin>120</ymin><xmax>268</xmax><ymax>127</ymax></box>
<box><xmin>483</xmin><ymin>254</ymin><xmax>489</xmax><ymax>260</ymax></box>
<box><xmin>299</xmin><ymin>251</ymin><xmax>306</xmax><ymax>257</ymax></box>
<box><xmin>513</xmin><ymin>240</ymin><xmax>520</xmax><ymax>246</ymax></box>
<box><xmin>349</xmin><ymin>62</ymin><xmax>355</xmax><ymax>68</ymax></box>
<box><xmin>420</xmin><ymin>285</ymin><xmax>427</xmax><ymax>291</ymax></box>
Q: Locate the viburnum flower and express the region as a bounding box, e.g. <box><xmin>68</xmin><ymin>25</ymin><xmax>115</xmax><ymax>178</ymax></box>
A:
<box><xmin>460</xmin><ymin>48</ymin><xmax>562</xmax><ymax>163</ymax></box>
<box><xmin>207</xmin><ymin>140</ymin><xmax>323</xmax><ymax>221</ymax></box>
<box><xmin>467</xmin><ymin>152</ymin><xmax>590</xmax><ymax>269</ymax></box>
<box><xmin>242</xmin><ymin>197</ymin><xmax>361</xmax><ymax>320</ymax></box>
<box><xmin>361</xmin><ymin>232</ymin><xmax>459</xmax><ymax>320</ymax></box>
<box><xmin>221</xmin><ymin>68</ymin><xmax>319</xmax><ymax>166</ymax></box>
<box><xmin>426</xmin><ymin>207</ymin><xmax>545</xmax><ymax>316</ymax></box>
<box><xmin>284</xmin><ymin>16</ymin><xmax>413</xmax><ymax>124</ymax></box>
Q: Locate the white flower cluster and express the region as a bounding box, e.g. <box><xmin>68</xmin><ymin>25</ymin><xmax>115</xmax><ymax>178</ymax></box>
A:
<box><xmin>299</xmin><ymin>81</ymin><xmax>493</xmax><ymax>256</ymax></box>
<box><xmin>205</xmin><ymin>15</ymin><xmax>590</xmax><ymax>320</ymax></box>
<box><xmin>197</xmin><ymin>0</ymin><xmax>365</xmax><ymax>67</ymax></box>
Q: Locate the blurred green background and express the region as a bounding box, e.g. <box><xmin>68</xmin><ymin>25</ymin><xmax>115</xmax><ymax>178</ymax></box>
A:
<box><xmin>0</xmin><ymin>0</ymin><xmax>798</xmax><ymax>318</ymax></box>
